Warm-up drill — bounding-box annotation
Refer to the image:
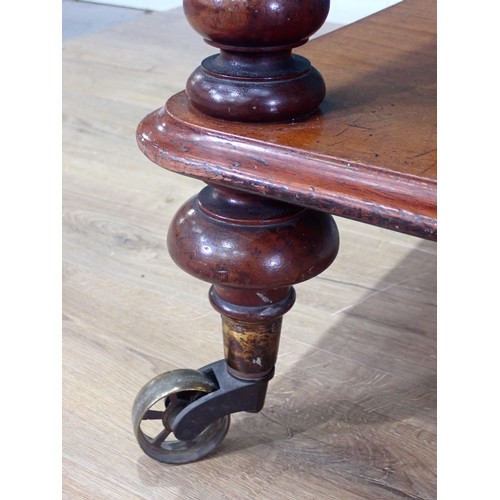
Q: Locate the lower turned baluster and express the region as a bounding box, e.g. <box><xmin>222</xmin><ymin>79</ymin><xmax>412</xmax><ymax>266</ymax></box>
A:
<box><xmin>132</xmin><ymin>184</ymin><xmax>339</xmax><ymax>463</ymax></box>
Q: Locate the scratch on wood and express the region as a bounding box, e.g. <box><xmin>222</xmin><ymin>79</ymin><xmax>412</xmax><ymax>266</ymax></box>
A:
<box><xmin>250</xmin><ymin>157</ymin><xmax>269</xmax><ymax>166</ymax></box>
<box><xmin>260</xmin><ymin>411</ymin><xmax>294</xmax><ymax>439</ymax></box>
<box><xmin>412</xmin><ymin>149</ymin><xmax>436</xmax><ymax>159</ymax></box>
<box><xmin>366</xmin><ymin>479</ymin><xmax>422</xmax><ymax>499</ymax></box>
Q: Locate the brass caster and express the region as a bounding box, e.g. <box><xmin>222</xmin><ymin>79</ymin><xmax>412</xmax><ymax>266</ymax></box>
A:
<box><xmin>132</xmin><ymin>369</ymin><xmax>230</xmax><ymax>464</ymax></box>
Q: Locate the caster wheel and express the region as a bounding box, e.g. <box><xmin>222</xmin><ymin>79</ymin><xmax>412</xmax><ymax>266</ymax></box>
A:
<box><xmin>132</xmin><ymin>369</ymin><xmax>230</xmax><ymax>464</ymax></box>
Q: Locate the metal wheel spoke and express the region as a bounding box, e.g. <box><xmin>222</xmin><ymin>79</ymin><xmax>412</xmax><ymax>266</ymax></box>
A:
<box><xmin>143</xmin><ymin>409</ymin><xmax>165</xmax><ymax>420</ymax></box>
<box><xmin>150</xmin><ymin>426</ymin><xmax>172</xmax><ymax>447</ymax></box>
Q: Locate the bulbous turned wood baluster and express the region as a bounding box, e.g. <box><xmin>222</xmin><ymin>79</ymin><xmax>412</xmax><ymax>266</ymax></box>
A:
<box><xmin>182</xmin><ymin>0</ymin><xmax>330</xmax><ymax>122</ymax></box>
<box><xmin>167</xmin><ymin>185</ymin><xmax>339</xmax><ymax>380</ymax></box>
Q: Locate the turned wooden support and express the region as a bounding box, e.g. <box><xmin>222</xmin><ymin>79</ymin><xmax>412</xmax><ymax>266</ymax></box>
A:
<box><xmin>138</xmin><ymin>1</ymin><xmax>339</xmax><ymax>381</ymax></box>
<box><xmin>183</xmin><ymin>0</ymin><xmax>330</xmax><ymax>122</ymax></box>
<box><xmin>167</xmin><ymin>186</ymin><xmax>339</xmax><ymax>379</ymax></box>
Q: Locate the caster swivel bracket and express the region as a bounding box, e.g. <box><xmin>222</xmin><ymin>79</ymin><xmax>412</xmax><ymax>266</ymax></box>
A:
<box><xmin>172</xmin><ymin>359</ymin><xmax>274</xmax><ymax>441</ymax></box>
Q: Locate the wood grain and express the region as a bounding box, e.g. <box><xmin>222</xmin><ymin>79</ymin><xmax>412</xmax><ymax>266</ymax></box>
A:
<box><xmin>63</xmin><ymin>6</ymin><xmax>436</xmax><ymax>499</ymax></box>
<box><xmin>137</xmin><ymin>0</ymin><xmax>436</xmax><ymax>239</ymax></box>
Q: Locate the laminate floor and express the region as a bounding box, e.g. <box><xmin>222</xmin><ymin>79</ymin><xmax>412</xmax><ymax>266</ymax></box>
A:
<box><xmin>63</xmin><ymin>0</ymin><xmax>148</xmax><ymax>41</ymax></box>
<box><xmin>62</xmin><ymin>6</ymin><xmax>437</xmax><ymax>499</ymax></box>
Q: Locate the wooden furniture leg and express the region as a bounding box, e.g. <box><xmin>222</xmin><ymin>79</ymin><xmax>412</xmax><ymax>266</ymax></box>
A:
<box><xmin>132</xmin><ymin>185</ymin><xmax>339</xmax><ymax>463</ymax></box>
<box><xmin>168</xmin><ymin>186</ymin><xmax>339</xmax><ymax>381</ymax></box>
<box><xmin>131</xmin><ymin>0</ymin><xmax>336</xmax><ymax>464</ymax></box>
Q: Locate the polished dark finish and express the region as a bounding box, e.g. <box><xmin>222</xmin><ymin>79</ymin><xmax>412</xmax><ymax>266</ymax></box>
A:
<box><xmin>167</xmin><ymin>185</ymin><xmax>340</xmax><ymax>379</ymax></box>
<box><xmin>137</xmin><ymin>0</ymin><xmax>437</xmax><ymax>240</ymax></box>
<box><xmin>168</xmin><ymin>186</ymin><xmax>339</xmax><ymax>289</ymax></box>
<box><xmin>183</xmin><ymin>0</ymin><xmax>330</xmax><ymax>47</ymax></box>
<box><xmin>183</xmin><ymin>0</ymin><xmax>330</xmax><ymax>121</ymax></box>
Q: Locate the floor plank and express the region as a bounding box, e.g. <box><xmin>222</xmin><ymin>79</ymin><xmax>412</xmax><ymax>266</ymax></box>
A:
<box><xmin>63</xmin><ymin>0</ymin><xmax>147</xmax><ymax>41</ymax></box>
<box><xmin>63</xmin><ymin>7</ymin><xmax>436</xmax><ymax>499</ymax></box>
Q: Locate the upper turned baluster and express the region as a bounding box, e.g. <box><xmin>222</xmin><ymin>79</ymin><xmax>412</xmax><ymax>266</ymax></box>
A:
<box><xmin>183</xmin><ymin>0</ymin><xmax>330</xmax><ymax>122</ymax></box>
